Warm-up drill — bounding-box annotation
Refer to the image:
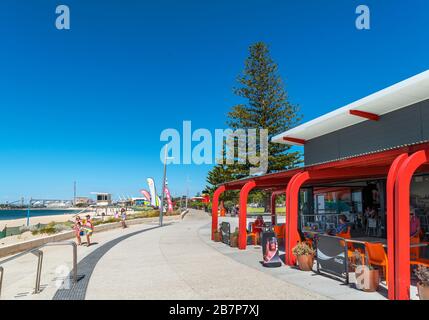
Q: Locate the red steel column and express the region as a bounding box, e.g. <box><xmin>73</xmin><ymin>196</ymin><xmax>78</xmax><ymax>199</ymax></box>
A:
<box><xmin>285</xmin><ymin>173</ymin><xmax>300</xmax><ymax>265</ymax></box>
<box><xmin>271</xmin><ymin>191</ymin><xmax>284</xmax><ymax>225</ymax></box>
<box><xmin>386</xmin><ymin>153</ymin><xmax>408</xmax><ymax>300</ymax></box>
<box><xmin>271</xmin><ymin>192</ymin><xmax>277</xmax><ymax>225</ymax></box>
<box><xmin>238</xmin><ymin>181</ymin><xmax>257</xmax><ymax>250</ymax></box>
<box><xmin>211</xmin><ymin>185</ymin><xmax>226</xmax><ymax>240</ymax></box>
<box><xmin>285</xmin><ymin>172</ymin><xmax>310</xmax><ymax>266</ymax></box>
<box><xmin>395</xmin><ymin>150</ymin><xmax>428</xmax><ymax>300</ymax></box>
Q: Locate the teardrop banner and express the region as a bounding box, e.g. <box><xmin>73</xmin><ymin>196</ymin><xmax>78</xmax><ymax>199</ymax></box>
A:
<box><xmin>164</xmin><ymin>186</ymin><xmax>174</xmax><ymax>212</ymax></box>
<box><xmin>140</xmin><ymin>189</ymin><xmax>151</xmax><ymax>201</ymax></box>
<box><xmin>147</xmin><ymin>178</ymin><xmax>157</xmax><ymax>207</ymax></box>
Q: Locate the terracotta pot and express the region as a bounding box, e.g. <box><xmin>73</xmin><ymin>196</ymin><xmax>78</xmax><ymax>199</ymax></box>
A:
<box><xmin>297</xmin><ymin>254</ymin><xmax>314</xmax><ymax>271</ymax></box>
<box><xmin>214</xmin><ymin>232</ymin><xmax>221</xmax><ymax>242</ymax></box>
<box><xmin>417</xmin><ymin>282</ymin><xmax>429</xmax><ymax>300</ymax></box>
<box><xmin>363</xmin><ymin>270</ymin><xmax>380</xmax><ymax>292</ymax></box>
<box><xmin>230</xmin><ymin>235</ymin><xmax>238</xmax><ymax>247</ymax></box>
<box><xmin>355</xmin><ymin>268</ymin><xmax>380</xmax><ymax>292</ymax></box>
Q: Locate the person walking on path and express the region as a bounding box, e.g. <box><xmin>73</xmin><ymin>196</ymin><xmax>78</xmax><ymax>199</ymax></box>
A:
<box><xmin>121</xmin><ymin>208</ymin><xmax>127</xmax><ymax>228</ymax></box>
<box><xmin>83</xmin><ymin>214</ymin><xmax>94</xmax><ymax>247</ymax></box>
<box><xmin>73</xmin><ymin>216</ymin><xmax>83</xmax><ymax>246</ymax></box>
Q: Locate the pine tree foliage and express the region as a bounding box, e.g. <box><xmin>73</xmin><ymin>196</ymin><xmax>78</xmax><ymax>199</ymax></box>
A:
<box><xmin>206</xmin><ymin>42</ymin><xmax>303</xmax><ymax>200</ymax></box>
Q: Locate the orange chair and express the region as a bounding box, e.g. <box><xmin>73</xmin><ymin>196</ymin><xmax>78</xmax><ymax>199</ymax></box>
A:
<box><xmin>337</xmin><ymin>226</ymin><xmax>351</xmax><ymax>240</ymax></box>
<box><xmin>410</xmin><ymin>234</ymin><xmax>420</xmax><ymax>260</ymax></box>
<box><xmin>409</xmin><ymin>235</ymin><xmax>429</xmax><ymax>266</ymax></box>
<box><xmin>337</xmin><ymin>227</ymin><xmax>356</xmax><ymax>259</ymax></box>
<box><xmin>410</xmin><ymin>259</ymin><xmax>429</xmax><ymax>267</ymax></box>
<box><xmin>247</xmin><ymin>223</ymin><xmax>258</xmax><ymax>245</ymax></box>
<box><xmin>365</xmin><ymin>242</ymin><xmax>389</xmax><ymax>285</ymax></box>
<box><xmin>274</xmin><ymin>225</ymin><xmax>285</xmax><ymax>242</ymax></box>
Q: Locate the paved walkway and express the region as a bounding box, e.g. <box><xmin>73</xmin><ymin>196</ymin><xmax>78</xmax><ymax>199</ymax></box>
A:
<box><xmin>1</xmin><ymin>210</ymin><xmax>408</xmax><ymax>300</ymax></box>
<box><xmin>83</xmin><ymin>210</ymin><xmax>323</xmax><ymax>299</ymax></box>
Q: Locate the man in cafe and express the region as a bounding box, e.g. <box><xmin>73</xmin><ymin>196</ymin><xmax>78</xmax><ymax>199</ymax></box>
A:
<box><xmin>327</xmin><ymin>214</ymin><xmax>349</xmax><ymax>236</ymax></box>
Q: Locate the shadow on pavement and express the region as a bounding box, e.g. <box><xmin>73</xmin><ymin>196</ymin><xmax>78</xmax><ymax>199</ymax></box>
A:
<box><xmin>53</xmin><ymin>224</ymin><xmax>169</xmax><ymax>300</ymax></box>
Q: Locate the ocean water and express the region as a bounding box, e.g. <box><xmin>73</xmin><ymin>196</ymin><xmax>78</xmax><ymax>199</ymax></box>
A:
<box><xmin>0</xmin><ymin>209</ymin><xmax>82</xmax><ymax>220</ymax></box>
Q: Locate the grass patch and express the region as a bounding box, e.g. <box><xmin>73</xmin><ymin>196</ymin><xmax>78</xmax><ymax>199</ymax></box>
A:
<box><xmin>246</xmin><ymin>207</ymin><xmax>286</xmax><ymax>214</ymax></box>
<box><xmin>32</xmin><ymin>221</ymin><xmax>60</xmax><ymax>235</ymax></box>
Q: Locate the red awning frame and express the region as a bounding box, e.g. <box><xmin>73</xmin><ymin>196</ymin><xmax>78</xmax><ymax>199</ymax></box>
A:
<box><xmin>211</xmin><ymin>141</ymin><xmax>429</xmax><ymax>300</ymax></box>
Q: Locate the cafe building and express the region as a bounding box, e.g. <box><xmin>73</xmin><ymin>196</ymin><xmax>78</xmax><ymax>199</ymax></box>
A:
<box><xmin>211</xmin><ymin>70</ymin><xmax>429</xmax><ymax>300</ymax></box>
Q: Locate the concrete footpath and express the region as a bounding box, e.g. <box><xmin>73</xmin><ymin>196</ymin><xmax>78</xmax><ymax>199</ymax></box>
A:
<box><xmin>0</xmin><ymin>210</ymin><xmax>395</xmax><ymax>300</ymax></box>
<box><xmin>83</xmin><ymin>209</ymin><xmax>323</xmax><ymax>300</ymax></box>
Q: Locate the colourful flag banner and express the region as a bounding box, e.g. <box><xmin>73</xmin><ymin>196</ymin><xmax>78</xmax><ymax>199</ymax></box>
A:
<box><xmin>140</xmin><ymin>189</ymin><xmax>151</xmax><ymax>201</ymax></box>
<box><xmin>164</xmin><ymin>186</ymin><xmax>174</xmax><ymax>212</ymax></box>
<box><xmin>147</xmin><ymin>178</ymin><xmax>157</xmax><ymax>207</ymax></box>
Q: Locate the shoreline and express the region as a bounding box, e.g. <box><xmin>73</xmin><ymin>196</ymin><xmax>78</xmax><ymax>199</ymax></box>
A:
<box><xmin>0</xmin><ymin>207</ymin><xmax>83</xmax><ymax>211</ymax></box>
<box><xmin>0</xmin><ymin>207</ymin><xmax>125</xmax><ymax>225</ymax></box>
<box><xmin>0</xmin><ymin>208</ymin><xmax>112</xmax><ymax>229</ymax></box>
<box><xmin>0</xmin><ymin>213</ymin><xmax>84</xmax><ymax>229</ymax></box>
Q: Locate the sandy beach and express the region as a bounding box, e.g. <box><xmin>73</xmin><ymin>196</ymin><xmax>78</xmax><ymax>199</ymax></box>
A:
<box><xmin>0</xmin><ymin>207</ymin><xmax>123</xmax><ymax>229</ymax></box>
<box><xmin>0</xmin><ymin>213</ymin><xmax>79</xmax><ymax>229</ymax></box>
<box><xmin>0</xmin><ymin>207</ymin><xmax>149</xmax><ymax>247</ymax></box>
<box><xmin>0</xmin><ymin>212</ymin><xmax>88</xmax><ymax>247</ymax></box>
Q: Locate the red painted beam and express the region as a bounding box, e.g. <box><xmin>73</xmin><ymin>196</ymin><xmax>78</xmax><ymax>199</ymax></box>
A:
<box><xmin>211</xmin><ymin>185</ymin><xmax>226</xmax><ymax>240</ymax></box>
<box><xmin>285</xmin><ymin>172</ymin><xmax>310</xmax><ymax>266</ymax></box>
<box><xmin>238</xmin><ymin>180</ymin><xmax>257</xmax><ymax>250</ymax></box>
<box><xmin>395</xmin><ymin>150</ymin><xmax>429</xmax><ymax>300</ymax></box>
<box><xmin>386</xmin><ymin>153</ymin><xmax>408</xmax><ymax>300</ymax></box>
<box><xmin>349</xmin><ymin>110</ymin><xmax>380</xmax><ymax>121</ymax></box>
<box><xmin>283</xmin><ymin>137</ymin><xmax>306</xmax><ymax>145</ymax></box>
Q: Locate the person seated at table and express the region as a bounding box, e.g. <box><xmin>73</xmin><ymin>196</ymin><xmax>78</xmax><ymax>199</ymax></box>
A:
<box><xmin>326</xmin><ymin>215</ymin><xmax>349</xmax><ymax>236</ymax></box>
<box><xmin>253</xmin><ymin>215</ymin><xmax>265</xmax><ymax>234</ymax></box>
<box><xmin>410</xmin><ymin>208</ymin><xmax>421</xmax><ymax>238</ymax></box>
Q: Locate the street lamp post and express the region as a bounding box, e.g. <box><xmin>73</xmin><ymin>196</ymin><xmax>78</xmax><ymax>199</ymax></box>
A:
<box><xmin>159</xmin><ymin>147</ymin><xmax>173</xmax><ymax>227</ymax></box>
<box><xmin>26</xmin><ymin>198</ymin><xmax>32</xmax><ymax>227</ymax></box>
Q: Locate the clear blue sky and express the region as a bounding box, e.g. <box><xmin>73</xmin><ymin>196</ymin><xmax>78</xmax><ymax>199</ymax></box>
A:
<box><xmin>0</xmin><ymin>0</ymin><xmax>428</xmax><ymax>201</ymax></box>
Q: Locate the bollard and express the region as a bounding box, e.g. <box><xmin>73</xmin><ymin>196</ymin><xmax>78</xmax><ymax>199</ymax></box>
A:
<box><xmin>32</xmin><ymin>250</ymin><xmax>43</xmax><ymax>294</ymax></box>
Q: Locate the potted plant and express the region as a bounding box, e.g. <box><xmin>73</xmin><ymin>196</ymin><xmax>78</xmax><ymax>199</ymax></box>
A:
<box><xmin>230</xmin><ymin>228</ymin><xmax>239</xmax><ymax>247</ymax></box>
<box><xmin>414</xmin><ymin>265</ymin><xmax>429</xmax><ymax>300</ymax></box>
<box><xmin>213</xmin><ymin>229</ymin><xmax>221</xmax><ymax>242</ymax></box>
<box><xmin>354</xmin><ymin>251</ymin><xmax>380</xmax><ymax>292</ymax></box>
<box><xmin>292</xmin><ymin>242</ymin><xmax>315</xmax><ymax>271</ymax></box>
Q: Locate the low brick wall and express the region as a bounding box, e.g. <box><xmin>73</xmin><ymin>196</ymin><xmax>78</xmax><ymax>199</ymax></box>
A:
<box><xmin>0</xmin><ymin>217</ymin><xmax>160</xmax><ymax>259</ymax></box>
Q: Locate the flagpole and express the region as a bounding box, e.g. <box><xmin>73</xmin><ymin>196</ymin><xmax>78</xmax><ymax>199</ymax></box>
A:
<box><xmin>159</xmin><ymin>147</ymin><xmax>168</xmax><ymax>227</ymax></box>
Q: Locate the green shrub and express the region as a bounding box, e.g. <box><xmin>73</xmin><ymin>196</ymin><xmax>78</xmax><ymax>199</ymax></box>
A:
<box><xmin>37</xmin><ymin>225</ymin><xmax>57</xmax><ymax>235</ymax></box>
<box><xmin>105</xmin><ymin>217</ymin><xmax>121</xmax><ymax>224</ymax></box>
